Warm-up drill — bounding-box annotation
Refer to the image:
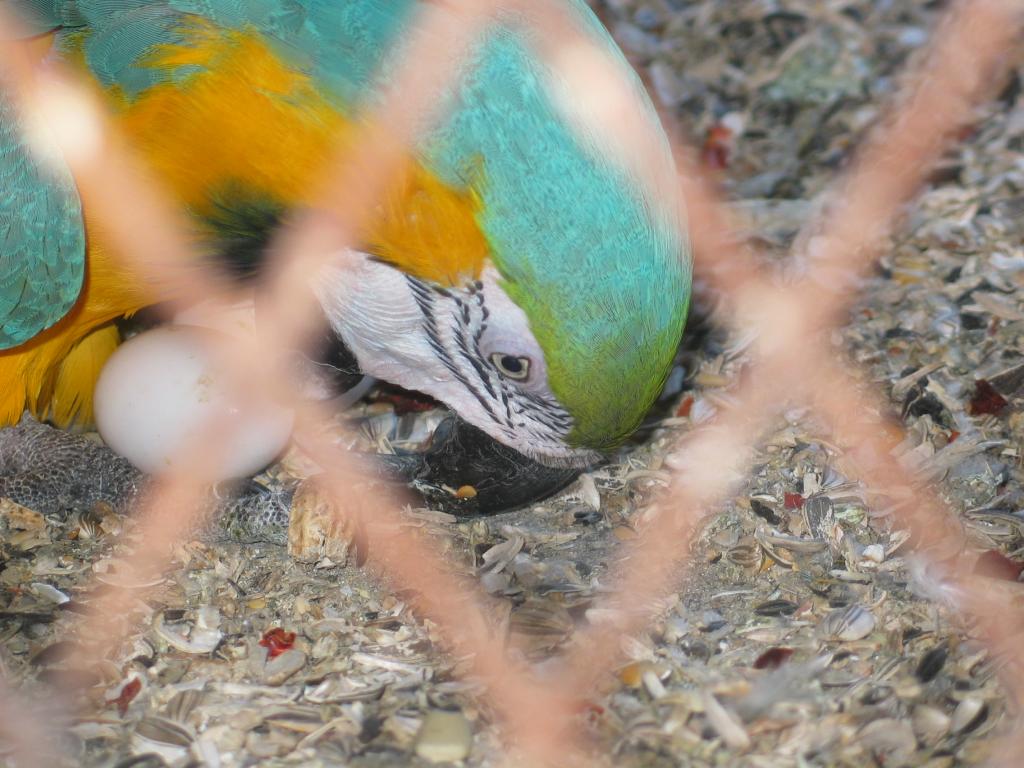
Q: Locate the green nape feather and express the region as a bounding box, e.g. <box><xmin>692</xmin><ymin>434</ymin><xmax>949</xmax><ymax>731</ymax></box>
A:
<box><xmin>199</xmin><ymin>183</ymin><xmax>285</xmax><ymax>281</ymax></box>
<box><xmin>0</xmin><ymin>92</ymin><xmax>85</xmax><ymax>349</ymax></box>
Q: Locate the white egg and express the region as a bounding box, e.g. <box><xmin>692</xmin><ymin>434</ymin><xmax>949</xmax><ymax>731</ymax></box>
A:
<box><xmin>94</xmin><ymin>325</ymin><xmax>294</xmax><ymax>478</ymax></box>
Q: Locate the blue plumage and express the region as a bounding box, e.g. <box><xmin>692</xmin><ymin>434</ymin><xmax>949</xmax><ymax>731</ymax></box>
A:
<box><xmin>0</xmin><ymin>93</ymin><xmax>85</xmax><ymax>348</ymax></box>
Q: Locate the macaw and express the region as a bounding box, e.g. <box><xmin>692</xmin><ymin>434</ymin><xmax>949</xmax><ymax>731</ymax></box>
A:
<box><xmin>0</xmin><ymin>0</ymin><xmax>691</xmax><ymax>503</ymax></box>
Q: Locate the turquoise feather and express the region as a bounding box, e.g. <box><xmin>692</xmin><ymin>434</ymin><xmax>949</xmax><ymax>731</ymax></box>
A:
<box><xmin>0</xmin><ymin>92</ymin><xmax>85</xmax><ymax>349</ymax></box>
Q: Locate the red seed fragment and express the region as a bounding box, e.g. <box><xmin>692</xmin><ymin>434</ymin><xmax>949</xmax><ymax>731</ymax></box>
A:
<box><xmin>701</xmin><ymin>124</ymin><xmax>733</xmax><ymax>169</ymax></box>
<box><xmin>113</xmin><ymin>677</ymin><xmax>142</xmax><ymax>717</ymax></box>
<box><xmin>974</xmin><ymin>550</ymin><xmax>1024</xmax><ymax>581</ymax></box>
<box><xmin>374</xmin><ymin>391</ymin><xmax>437</xmax><ymax>414</ymax></box>
<box><xmin>259</xmin><ymin>627</ymin><xmax>297</xmax><ymax>659</ymax></box>
<box><xmin>783</xmin><ymin>493</ymin><xmax>804</xmax><ymax>509</ymax></box>
<box><xmin>969</xmin><ymin>379</ymin><xmax>1008</xmax><ymax>416</ymax></box>
<box><xmin>574</xmin><ymin>699</ymin><xmax>605</xmax><ymax>719</ymax></box>
<box><xmin>676</xmin><ymin>396</ymin><xmax>694</xmax><ymax>418</ymax></box>
<box><xmin>753</xmin><ymin>647</ymin><xmax>794</xmax><ymax>670</ymax></box>
<box><xmin>948</xmin><ymin>430</ymin><xmax>960</xmax><ymax>443</ymax></box>
<box><xmin>955</xmin><ymin>124</ymin><xmax>977</xmax><ymax>142</ymax></box>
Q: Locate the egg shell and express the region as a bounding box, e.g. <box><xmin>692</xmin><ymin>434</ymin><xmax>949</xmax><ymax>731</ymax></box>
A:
<box><xmin>94</xmin><ymin>325</ymin><xmax>294</xmax><ymax>478</ymax></box>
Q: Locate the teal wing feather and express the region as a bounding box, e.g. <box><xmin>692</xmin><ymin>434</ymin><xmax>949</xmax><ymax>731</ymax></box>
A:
<box><xmin>0</xmin><ymin>92</ymin><xmax>85</xmax><ymax>349</ymax></box>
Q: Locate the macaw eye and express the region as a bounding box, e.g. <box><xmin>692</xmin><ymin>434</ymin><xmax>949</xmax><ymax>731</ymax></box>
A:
<box><xmin>490</xmin><ymin>352</ymin><xmax>531</xmax><ymax>381</ymax></box>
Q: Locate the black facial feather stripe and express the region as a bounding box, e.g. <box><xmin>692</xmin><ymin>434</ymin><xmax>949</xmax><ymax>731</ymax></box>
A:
<box><xmin>404</xmin><ymin>275</ymin><xmax>572</xmax><ymax>444</ymax></box>
<box><xmin>453</xmin><ymin>318</ymin><xmax>497</xmax><ymax>401</ymax></box>
<box><xmin>408</xmin><ymin>276</ymin><xmax>501</xmax><ymax>426</ymax></box>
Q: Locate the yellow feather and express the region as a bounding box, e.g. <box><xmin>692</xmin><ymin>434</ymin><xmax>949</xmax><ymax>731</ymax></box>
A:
<box><xmin>48</xmin><ymin>322</ymin><xmax>121</xmax><ymax>428</ymax></box>
<box><xmin>123</xmin><ymin>25</ymin><xmax>490</xmax><ymax>284</ymax></box>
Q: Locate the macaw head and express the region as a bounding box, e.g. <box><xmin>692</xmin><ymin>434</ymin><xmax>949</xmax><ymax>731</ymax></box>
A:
<box><xmin>316</xmin><ymin>13</ymin><xmax>690</xmax><ymax>467</ymax></box>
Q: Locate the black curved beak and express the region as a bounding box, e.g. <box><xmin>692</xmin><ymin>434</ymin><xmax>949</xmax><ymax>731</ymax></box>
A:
<box><xmin>284</xmin><ymin>311</ymin><xmax>587</xmax><ymax>514</ymax></box>
<box><xmin>373</xmin><ymin>414</ymin><xmax>587</xmax><ymax>514</ymax></box>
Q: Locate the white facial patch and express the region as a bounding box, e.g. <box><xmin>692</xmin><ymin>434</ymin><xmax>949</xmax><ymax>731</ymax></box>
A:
<box><xmin>312</xmin><ymin>253</ymin><xmax>597</xmax><ymax>465</ymax></box>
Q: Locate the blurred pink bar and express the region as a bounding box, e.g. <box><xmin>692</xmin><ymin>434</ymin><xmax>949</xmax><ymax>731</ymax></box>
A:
<box><xmin>0</xmin><ymin>681</ymin><xmax>60</xmax><ymax>768</ymax></box>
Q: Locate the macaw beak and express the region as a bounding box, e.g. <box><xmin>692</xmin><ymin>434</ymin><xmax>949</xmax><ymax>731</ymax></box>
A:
<box><xmin>373</xmin><ymin>414</ymin><xmax>587</xmax><ymax>514</ymax></box>
<box><xmin>288</xmin><ymin>301</ymin><xmax>586</xmax><ymax>513</ymax></box>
